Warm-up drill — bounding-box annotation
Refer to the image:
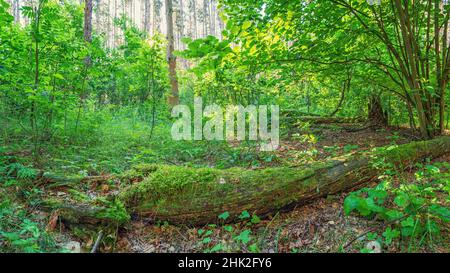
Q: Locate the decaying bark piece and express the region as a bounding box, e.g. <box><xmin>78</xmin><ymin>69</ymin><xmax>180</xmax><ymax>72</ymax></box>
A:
<box><xmin>118</xmin><ymin>137</ymin><xmax>450</xmax><ymax>225</ymax></box>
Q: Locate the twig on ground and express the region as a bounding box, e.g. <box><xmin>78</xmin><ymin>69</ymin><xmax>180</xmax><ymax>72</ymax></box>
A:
<box><xmin>90</xmin><ymin>230</ymin><xmax>104</xmax><ymax>253</ymax></box>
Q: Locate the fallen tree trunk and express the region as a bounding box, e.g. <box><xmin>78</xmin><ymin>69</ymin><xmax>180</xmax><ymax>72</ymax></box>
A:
<box><xmin>281</xmin><ymin>109</ymin><xmax>322</xmax><ymax>117</ymax></box>
<box><xmin>282</xmin><ymin>115</ymin><xmax>365</xmax><ymax>124</ymax></box>
<box><xmin>119</xmin><ymin>137</ymin><xmax>450</xmax><ymax>225</ymax></box>
<box><xmin>40</xmin><ymin>197</ymin><xmax>130</xmax><ymax>227</ymax></box>
<box><xmin>38</xmin><ymin>173</ymin><xmax>112</xmax><ymax>189</ymax></box>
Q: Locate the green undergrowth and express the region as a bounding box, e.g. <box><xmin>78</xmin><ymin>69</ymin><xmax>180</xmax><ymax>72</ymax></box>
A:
<box><xmin>344</xmin><ymin>159</ymin><xmax>450</xmax><ymax>252</ymax></box>
<box><xmin>0</xmin><ymin>195</ymin><xmax>60</xmax><ymax>253</ymax></box>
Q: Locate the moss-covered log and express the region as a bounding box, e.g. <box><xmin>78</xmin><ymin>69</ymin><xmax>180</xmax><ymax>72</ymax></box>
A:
<box><xmin>40</xmin><ymin>197</ymin><xmax>130</xmax><ymax>227</ymax></box>
<box><xmin>119</xmin><ymin>137</ymin><xmax>450</xmax><ymax>225</ymax></box>
<box><xmin>282</xmin><ymin>115</ymin><xmax>365</xmax><ymax>124</ymax></box>
<box><xmin>281</xmin><ymin>109</ymin><xmax>365</xmax><ymax>124</ymax></box>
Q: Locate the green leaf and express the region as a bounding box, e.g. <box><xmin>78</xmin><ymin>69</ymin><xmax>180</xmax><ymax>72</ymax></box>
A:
<box><xmin>251</xmin><ymin>214</ymin><xmax>261</xmax><ymax>224</ymax></box>
<box><xmin>239</xmin><ymin>210</ymin><xmax>250</xmax><ymax>219</ymax></box>
<box><xmin>210</xmin><ymin>243</ymin><xmax>223</xmax><ymax>252</ymax></box>
<box><xmin>344</xmin><ymin>195</ymin><xmax>372</xmax><ymax>216</ymax></box>
<box><xmin>425</xmin><ymin>165</ymin><xmax>440</xmax><ymax>174</ymax></box>
<box><xmin>343</xmin><ymin>144</ymin><xmax>359</xmax><ymax>153</ymax></box>
<box><xmin>382</xmin><ymin>227</ymin><xmax>400</xmax><ymax>245</ymax></box>
<box><xmin>366</xmin><ymin>198</ymin><xmax>385</xmax><ymax>213</ymax></box>
<box><xmin>343</xmin><ymin>195</ymin><xmax>360</xmax><ymax>215</ymax></box>
<box><xmin>426</xmin><ymin>219</ymin><xmax>440</xmax><ymax>234</ymax></box>
<box><xmin>242</xmin><ymin>21</ymin><xmax>252</xmax><ymax>30</ymax></box>
<box><xmin>218</xmin><ymin>211</ymin><xmax>230</xmax><ymax>221</ymax></box>
<box><xmin>53</xmin><ymin>73</ymin><xmax>64</xmax><ymax>80</ymax></box>
<box><xmin>385</xmin><ymin>210</ymin><xmax>404</xmax><ymax>221</ymax></box>
<box><xmin>223</xmin><ymin>225</ymin><xmax>233</xmax><ymax>232</ymax></box>
<box><xmin>366</xmin><ymin>232</ymin><xmax>378</xmax><ymax>241</ymax></box>
<box><xmin>401</xmin><ymin>216</ymin><xmax>415</xmax><ymax>227</ymax></box>
<box><xmin>429</xmin><ymin>205</ymin><xmax>450</xmax><ymax>222</ymax></box>
<box><xmin>234</xmin><ymin>230</ymin><xmax>251</xmax><ymax>244</ymax></box>
<box><xmin>360</xmin><ymin>248</ymin><xmax>373</xmax><ymax>253</ymax></box>
<box><xmin>248</xmin><ymin>243</ymin><xmax>259</xmax><ymax>253</ymax></box>
<box><xmin>231</xmin><ymin>25</ymin><xmax>240</xmax><ymax>35</ymax></box>
<box><xmin>394</xmin><ymin>194</ymin><xmax>409</xmax><ymax>208</ymax></box>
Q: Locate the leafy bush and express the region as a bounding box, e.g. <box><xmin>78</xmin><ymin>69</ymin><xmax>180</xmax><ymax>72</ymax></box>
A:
<box><xmin>344</xmin><ymin>162</ymin><xmax>450</xmax><ymax>252</ymax></box>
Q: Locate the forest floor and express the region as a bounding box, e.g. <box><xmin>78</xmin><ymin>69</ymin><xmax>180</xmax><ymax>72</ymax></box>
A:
<box><xmin>2</xmin><ymin>122</ymin><xmax>449</xmax><ymax>253</ymax></box>
<box><xmin>112</xmin><ymin>125</ymin><xmax>449</xmax><ymax>253</ymax></box>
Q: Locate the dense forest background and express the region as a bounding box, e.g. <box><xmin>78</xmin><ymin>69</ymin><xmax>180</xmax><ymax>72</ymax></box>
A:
<box><xmin>6</xmin><ymin>0</ymin><xmax>224</xmax><ymax>49</ymax></box>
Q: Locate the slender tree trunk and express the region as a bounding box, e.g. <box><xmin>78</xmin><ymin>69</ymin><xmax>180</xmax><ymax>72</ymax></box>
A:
<box><xmin>193</xmin><ymin>0</ymin><xmax>197</xmax><ymax>39</ymax></box>
<box><xmin>203</xmin><ymin>0</ymin><xmax>208</xmax><ymax>36</ymax></box>
<box><xmin>154</xmin><ymin>0</ymin><xmax>161</xmax><ymax>34</ymax></box>
<box><xmin>210</xmin><ymin>0</ymin><xmax>215</xmax><ymax>36</ymax></box>
<box><xmin>439</xmin><ymin>2</ymin><xmax>449</xmax><ymax>133</ymax></box>
<box><xmin>75</xmin><ymin>0</ymin><xmax>93</xmax><ymax>134</ymax></box>
<box><xmin>144</xmin><ymin>0</ymin><xmax>151</xmax><ymax>34</ymax></box>
<box><xmin>29</xmin><ymin>0</ymin><xmax>46</xmax><ymax>162</ymax></box>
<box><xmin>165</xmin><ymin>0</ymin><xmax>179</xmax><ymax>106</ymax></box>
<box><xmin>84</xmin><ymin>0</ymin><xmax>93</xmax><ymax>64</ymax></box>
<box><xmin>329</xmin><ymin>71</ymin><xmax>351</xmax><ymax>117</ymax></box>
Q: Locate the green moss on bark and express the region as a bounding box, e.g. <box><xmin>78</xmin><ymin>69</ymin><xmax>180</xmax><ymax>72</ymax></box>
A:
<box><xmin>118</xmin><ymin>137</ymin><xmax>450</xmax><ymax>225</ymax></box>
